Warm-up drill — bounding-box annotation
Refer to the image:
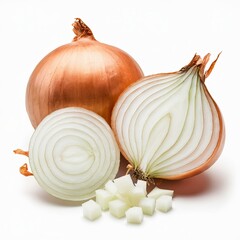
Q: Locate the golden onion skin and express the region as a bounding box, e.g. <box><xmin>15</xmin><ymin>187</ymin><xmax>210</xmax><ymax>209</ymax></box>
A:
<box><xmin>26</xmin><ymin>18</ymin><xmax>143</xmax><ymax>128</ymax></box>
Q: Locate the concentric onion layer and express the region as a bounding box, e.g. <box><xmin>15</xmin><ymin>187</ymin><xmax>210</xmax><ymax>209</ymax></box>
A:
<box><xmin>29</xmin><ymin>107</ymin><xmax>120</xmax><ymax>201</ymax></box>
<box><xmin>112</xmin><ymin>65</ymin><xmax>224</xmax><ymax>180</ymax></box>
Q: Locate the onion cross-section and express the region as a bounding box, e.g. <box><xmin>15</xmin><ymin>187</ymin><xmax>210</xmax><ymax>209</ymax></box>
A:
<box><xmin>29</xmin><ymin>107</ymin><xmax>120</xmax><ymax>201</ymax></box>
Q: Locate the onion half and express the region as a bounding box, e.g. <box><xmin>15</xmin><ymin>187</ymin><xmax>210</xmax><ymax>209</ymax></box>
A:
<box><xmin>26</xmin><ymin>18</ymin><xmax>143</xmax><ymax>128</ymax></box>
<box><xmin>111</xmin><ymin>54</ymin><xmax>225</xmax><ymax>180</ymax></box>
<box><xmin>29</xmin><ymin>107</ymin><xmax>120</xmax><ymax>201</ymax></box>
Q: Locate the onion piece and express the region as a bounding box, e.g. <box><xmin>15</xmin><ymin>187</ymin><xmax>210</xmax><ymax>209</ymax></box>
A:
<box><xmin>128</xmin><ymin>187</ymin><xmax>146</xmax><ymax>206</ymax></box>
<box><xmin>125</xmin><ymin>207</ymin><xmax>143</xmax><ymax>224</ymax></box>
<box><xmin>111</xmin><ymin>53</ymin><xmax>225</xmax><ymax>180</ymax></box>
<box><xmin>147</xmin><ymin>187</ymin><xmax>174</xmax><ymax>199</ymax></box>
<box><xmin>138</xmin><ymin>197</ymin><xmax>156</xmax><ymax>216</ymax></box>
<box><xmin>113</xmin><ymin>174</ymin><xmax>135</xmax><ymax>194</ymax></box>
<box><xmin>95</xmin><ymin>189</ymin><xmax>116</xmax><ymax>211</ymax></box>
<box><xmin>108</xmin><ymin>199</ymin><xmax>129</xmax><ymax>218</ymax></box>
<box><xmin>82</xmin><ymin>200</ymin><xmax>102</xmax><ymax>221</ymax></box>
<box><xmin>104</xmin><ymin>180</ymin><xmax>118</xmax><ymax>195</ymax></box>
<box><xmin>29</xmin><ymin>107</ymin><xmax>120</xmax><ymax>201</ymax></box>
<box><xmin>135</xmin><ymin>179</ymin><xmax>147</xmax><ymax>195</ymax></box>
<box><xmin>156</xmin><ymin>195</ymin><xmax>173</xmax><ymax>213</ymax></box>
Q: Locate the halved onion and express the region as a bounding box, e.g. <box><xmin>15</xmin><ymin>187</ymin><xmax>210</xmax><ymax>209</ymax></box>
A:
<box><xmin>111</xmin><ymin>54</ymin><xmax>225</xmax><ymax>180</ymax></box>
<box><xmin>29</xmin><ymin>107</ymin><xmax>120</xmax><ymax>201</ymax></box>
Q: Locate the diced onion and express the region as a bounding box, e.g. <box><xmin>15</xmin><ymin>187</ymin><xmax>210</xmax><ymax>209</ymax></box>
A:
<box><xmin>138</xmin><ymin>197</ymin><xmax>156</xmax><ymax>216</ymax></box>
<box><xmin>108</xmin><ymin>199</ymin><xmax>129</xmax><ymax>218</ymax></box>
<box><xmin>84</xmin><ymin>174</ymin><xmax>174</xmax><ymax>224</ymax></box>
<box><xmin>156</xmin><ymin>195</ymin><xmax>173</xmax><ymax>213</ymax></box>
<box><xmin>82</xmin><ymin>200</ymin><xmax>102</xmax><ymax>221</ymax></box>
<box><xmin>147</xmin><ymin>187</ymin><xmax>174</xmax><ymax>199</ymax></box>
<box><xmin>125</xmin><ymin>207</ymin><xmax>143</xmax><ymax>224</ymax></box>
<box><xmin>95</xmin><ymin>189</ymin><xmax>115</xmax><ymax>211</ymax></box>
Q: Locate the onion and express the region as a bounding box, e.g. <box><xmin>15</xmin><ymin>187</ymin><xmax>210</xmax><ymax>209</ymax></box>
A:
<box><xmin>125</xmin><ymin>207</ymin><xmax>143</xmax><ymax>224</ymax></box>
<box><xmin>111</xmin><ymin>53</ymin><xmax>225</xmax><ymax>181</ymax></box>
<box><xmin>82</xmin><ymin>200</ymin><xmax>102</xmax><ymax>221</ymax></box>
<box><xmin>28</xmin><ymin>107</ymin><xmax>120</xmax><ymax>201</ymax></box>
<box><xmin>155</xmin><ymin>195</ymin><xmax>172</xmax><ymax>213</ymax></box>
<box><xmin>26</xmin><ymin>18</ymin><xmax>143</xmax><ymax>128</ymax></box>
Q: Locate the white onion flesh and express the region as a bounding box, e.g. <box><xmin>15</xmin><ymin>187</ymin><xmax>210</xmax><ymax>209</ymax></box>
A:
<box><xmin>147</xmin><ymin>187</ymin><xmax>174</xmax><ymax>199</ymax></box>
<box><xmin>112</xmin><ymin>54</ymin><xmax>225</xmax><ymax>180</ymax></box>
<box><xmin>95</xmin><ymin>189</ymin><xmax>115</xmax><ymax>211</ymax></box>
<box><xmin>82</xmin><ymin>174</ymin><xmax>173</xmax><ymax>223</ymax></box>
<box><xmin>125</xmin><ymin>207</ymin><xmax>143</xmax><ymax>224</ymax></box>
<box><xmin>82</xmin><ymin>200</ymin><xmax>102</xmax><ymax>221</ymax></box>
<box><xmin>138</xmin><ymin>197</ymin><xmax>156</xmax><ymax>216</ymax></box>
<box><xmin>29</xmin><ymin>107</ymin><xmax>120</xmax><ymax>201</ymax></box>
<box><xmin>156</xmin><ymin>195</ymin><xmax>173</xmax><ymax>213</ymax></box>
<box><xmin>108</xmin><ymin>199</ymin><xmax>129</xmax><ymax>218</ymax></box>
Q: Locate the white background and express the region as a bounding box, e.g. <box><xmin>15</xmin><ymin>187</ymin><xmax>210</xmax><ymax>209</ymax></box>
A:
<box><xmin>0</xmin><ymin>0</ymin><xmax>239</xmax><ymax>239</ymax></box>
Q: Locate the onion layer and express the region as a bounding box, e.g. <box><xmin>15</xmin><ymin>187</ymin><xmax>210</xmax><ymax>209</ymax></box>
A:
<box><xmin>26</xmin><ymin>18</ymin><xmax>143</xmax><ymax>128</ymax></box>
<box><xmin>112</xmin><ymin>54</ymin><xmax>225</xmax><ymax>180</ymax></box>
<box><xmin>29</xmin><ymin>107</ymin><xmax>120</xmax><ymax>201</ymax></box>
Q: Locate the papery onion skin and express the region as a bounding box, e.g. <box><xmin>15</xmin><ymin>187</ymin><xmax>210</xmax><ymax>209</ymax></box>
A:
<box><xmin>111</xmin><ymin>54</ymin><xmax>225</xmax><ymax>181</ymax></box>
<box><xmin>26</xmin><ymin>18</ymin><xmax>143</xmax><ymax>128</ymax></box>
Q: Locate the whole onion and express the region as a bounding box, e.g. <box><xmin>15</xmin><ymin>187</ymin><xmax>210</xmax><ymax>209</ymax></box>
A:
<box><xmin>26</xmin><ymin>18</ymin><xmax>143</xmax><ymax>128</ymax></box>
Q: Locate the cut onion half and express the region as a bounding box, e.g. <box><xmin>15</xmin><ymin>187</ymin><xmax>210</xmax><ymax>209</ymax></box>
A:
<box><xmin>111</xmin><ymin>54</ymin><xmax>225</xmax><ymax>180</ymax></box>
<box><xmin>29</xmin><ymin>107</ymin><xmax>120</xmax><ymax>201</ymax></box>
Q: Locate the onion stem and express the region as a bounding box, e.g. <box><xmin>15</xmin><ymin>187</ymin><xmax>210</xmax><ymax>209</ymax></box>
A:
<box><xmin>72</xmin><ymin>18</ymin><xmax>95</xmax><ymax>41</ymax></box>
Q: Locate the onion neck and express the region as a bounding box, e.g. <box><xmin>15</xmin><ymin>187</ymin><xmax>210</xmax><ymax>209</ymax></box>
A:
<box><xmin>180</xmin><ymin>53</ymin><xmax>221</xmax><ymax>82</ymax></box>
<box><xmin>72</xmin><ymin>18</ymin><xmax>96</xmax><ymax>41</ymax></box>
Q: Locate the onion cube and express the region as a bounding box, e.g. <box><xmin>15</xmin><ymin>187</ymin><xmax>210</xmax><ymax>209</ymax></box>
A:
<box><xmin>109</xmin><ymin>199</ymin><xmax>129</xmax><ymax>218</ymax></box>
<box><xmin>156</xmin><ymin>195</ymin><xmax>172</xmax><ymax>213</ymax></box>
<box><xmin>95</xmin><ymin>189</ymin><xmax>115</xmax><ymax>211</ymax></box>
<box><xmin>105</xmin><ymin>180</ymin><xmax>118</xmax><ymax>195</ymax></box>
<box><xmin>113</xmin><ymin>174</ymin><xmax>134</xmax><ymax>194</ymax></box>
<box><xmin>125</xmin><ymin>207</ymin><xmax>143</xmax><ymax>224</ymax></box>
<box><xmin>135</xmin><ymin>180</ymin><xmax>147</xmax><ymax>195</ymax></box>
<box><xmin>138</xmin><ymin>197</ymin><xmax>156</xmax><ymax>216</ymax></box>
<box><xmin>148</xmin><ymin>187</ymin><xmax>174</xmax><ymax>199</ymax></box>
<box><xmin>82</xmin><ymin>200</ymin><xmax>102</xmax><ymax>221</ymax></box>
<box><xmin>129</xmin><ymin>186</ymin><xmax>146</xmax><ymax>206</ymax></box>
